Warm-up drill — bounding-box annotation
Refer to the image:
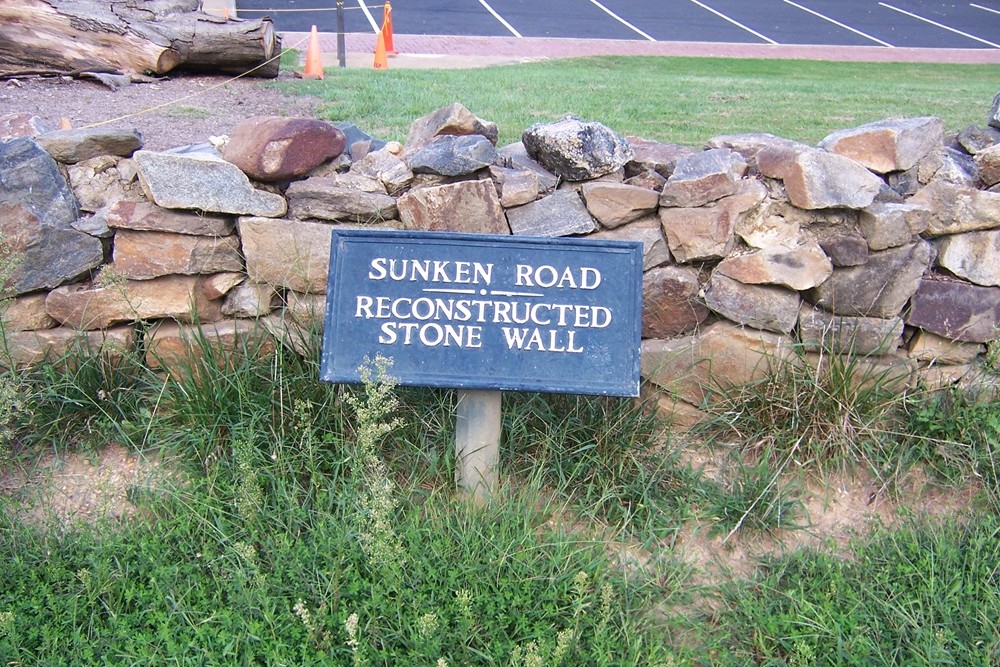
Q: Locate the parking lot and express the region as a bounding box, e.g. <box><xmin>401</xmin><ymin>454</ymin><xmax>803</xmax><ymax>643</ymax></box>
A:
<box><xmin>237</xmin><ymin>1</ymin><xmax>1000</xmax><ymax>49</ymax></box>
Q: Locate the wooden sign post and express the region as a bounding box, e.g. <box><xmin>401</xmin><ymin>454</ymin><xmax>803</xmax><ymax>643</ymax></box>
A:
<box><xmin>321</xmin><ymin>230</ymin><xmax>642</xmax><ymax>498</ymax></box>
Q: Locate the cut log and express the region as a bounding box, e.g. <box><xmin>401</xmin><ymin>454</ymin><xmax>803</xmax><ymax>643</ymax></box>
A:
<box><xmin>0</xmin><ymin>0</ymin><xmax>279</xmax><ymax>78</ymax></box>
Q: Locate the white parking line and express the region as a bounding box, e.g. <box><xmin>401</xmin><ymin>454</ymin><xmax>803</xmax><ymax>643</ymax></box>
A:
<box><xmin>782</xmin><ymin>0</ymin><xmax>894</xmax><ymax>47</ymax></box>
<box><xmin>479</xmin><ymin>0</ymin><xmax>523</xmax><ymax>38</ymax></box>
<box><xmin>357</xmin><ymin>1</ymin><xmax>379</xmax><ymax>33</ymax></box>
<box><xmin>879</xmin><ymin>2</ymin><xmax>1000</xmax><ymax>48</ymax></box>
<box><xmin>687</xmin><ymin>0</ymin><xmax>779</xmax><ymax>45</ymax></box>
<box><xmin>588</xmin><ymin>0</ymin><xmax>656</xmax><ymax>41</ymax></box>
<box><xmin>970</xmin><ymin>3</ymin><xmax>1000</xmax><ymax>17</ymax></box>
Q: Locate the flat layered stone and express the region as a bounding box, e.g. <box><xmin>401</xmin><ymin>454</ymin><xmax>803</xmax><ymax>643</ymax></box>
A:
<box><xmin>909</xmin><ymin>180</ymin><xmax>1000</xmax><ymax>236</ymax></box>
<box><xmin>408</xmin><ymin>134</ymin><xmax>497</xmax><ymax>177</ymax></box>
<box><xmin>756</xmin><ymin>145</ymin><xmax>883</xmax><ymax>210</ymax></box>
<box><xmin>818</xmin><ymin>117</ymin><xmax>943</xmax><ymax>174</ymax></box>
<box><xmin>659</xmin><ymin>148</ymin><xmax>746</xmax><ymax>208</ymax></box>
<box><xmin>906</xmin><ymin>277</ymin><xmax>1000</xmax><ymax>343</ymax></box>
<box><xmin>807</xmin><ymin>240</ymin><xmax>933</xmax><ymax>318</ymax></box>
<box><xmin>46</xmin><ymin>275</ymin><xmax>224</xmax><ymax>330</ymax></box>
<box><xmin>798</xmin><ymin>305</ymin><xmax>903</xmax><ymax>355</ymax></box>
<box><xmin>405</xmin><ymin>103</ymin><xmax>499</xmax><ymax>151</ymax></box>
<box><xmin>907</xmin><ymin>330</ymin><xmax>984</xmax><ymax>365</ymax></box>
<box><xmin>705</xmin><ymin>273</ymin><xmax>800</xmax><ymax>333</ymax></box>
<box><xmin>238</xmin><ymin>217</ymin><xmax>336</xmax><ymax>294</ymax></box>
<box><xmin>221</xmin><ymin>116</ymin><xmax>346</xmax><ymax>182</ymax></box>
<box><xmin>641</xmin><ymin>321</ymin><xmax>793</xmax><ymax>406</ymax></box>
<box><xmin>146</xmin><ymin>319</ymin><xmax>275</xmax><ymax>372</ymax></box>
<box><xmin>580</xmin><ymin>182</ymin><xmax>659</xmax><ymax>228</ymax></box>
<box><xmin>704</xmin><ymin>133</ymin><xmax>811</xmax><ymax>161</ymax></box>
<box><xmin>285</xmin><ymin>177</ymin><xmax>398</xmax><ymax>223</ymax></box>
<box><xmin>957</xmin><ymin>124</ymin><xmax>1000</xmax><ymax>155</ymax></box>
<box><xmin>350</xmin><ymin>149</ymin><xmax>414</xmax><ymax>194</ymax></box>
<box><xmin>813</xmin><ymin>226</ymin><xmax>869</xmax><ymax>267</ymax></box>
<box><xmin>286</xmin><ymin>291</ymin><xmax>327</xmax><ymax>330</ymax></box>
<box><xmin>35</xmin><ymin>128</ymin><xmax>143</xmax><ymax>164</ymax></box>
<box><xmin>736</xmin><ymin>212</ymin><xmax>801</xmax><ymax>250</ymax></box>
<box><xmin>659</xmin><ymin>179</ymin><xmax>767</xmax><ymax>263</ymax></box>
<box><xmin>105</xmin><ymin>200</ymin><xmax>234</xmax><ymax>236</ymax></box>
<box><xmin>0</xmin><ymin>113</ymin><xmax>50</xmax><ymax>141</ymax></box>
<box><xmin>625</xmin><ymin>137</ymin><xmax>696</xmax><ymax>178</ymax></box>
<box><xmin>974</xmin><ymin>144</ymin><xmax>1000</xmax><ymax>187</ymax></box>
<box><xmin>624</xmin><ymin>168</ymin><xmax>667</xmax><ymax>192</ymax></box>
<box><xmin>918</xmin><ymin>146</ymin><xmax>978</xmax><ymax>187</ymax></box>
<box><xmin>496</xmin><ymin>142</ymin><xmax>561</xmax><ymax>192</ymax></box>
<box><xmin>2</xmin><ymin>326</ymin><xmax>135</xmax><ymax>370</ymax></box>
<box><xmin>522</xmin><ymin>116</ymin><xmax>633</xmax><ymax>182</ymax></box>
<box><xmin>642</xmin><ymin>266</ymin><xmax>709</xmax><ymax>338</ymax></box>
<box><xmin>1</xmin><ymin>293</ymin><xmax>57</xmax><ymax>332</ymax></box>
<box><xmin>589</xmin><ymin>215</ymin><xmax>670</xmax><ymax>269</ymax></box>
<box><xmin>489</xmin><ymin>165</ymin><xmax>539</xmax><ymax>207</ymax></box>
<box><xmin>134</xmin><ymin>149</ymin><xmax>286</xmax><ymax>217</ymax></box>
<box><xmin>858</xmin><ymin>202</ymin><xmax>929</xmax><ymax>251</ymax></box>
<box><xmin>935</xmin><ymin>229</ymin><xmax>1000</xmax><ymax>287</ymax></box>
<box><xmin>202</xmin><ymin>272</ymin><xmax>245</xmax><ymax>300</ymax></box>
<box><xmin>398</xmin><ymin>179</ymin><xmax>508</xmax><ymax>234</ymax></box>
<box><xmin>506</xmin><ymin>188</ymin><xmax>595</xmax><ymax>237</ymax></box>
<box><xmin>716</xmin><ymin>241</ymin><xmax>833</xmax><ymax>291</ymax></box>
<box><xmin>112</xmin><ymin>230</ymin><xmax>243</xmax><ymax>279</ymax></box>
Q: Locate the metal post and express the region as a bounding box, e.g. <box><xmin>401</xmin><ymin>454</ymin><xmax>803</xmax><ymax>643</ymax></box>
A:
<box><xmin>336</xmin><ymin>1</ymin><xmax>346</xmax><ymax>68</ymax></box>
<box><xmin>454</xmin><ymin>390</ymin><xmax>502</xmax><ymax>501</ymax></box>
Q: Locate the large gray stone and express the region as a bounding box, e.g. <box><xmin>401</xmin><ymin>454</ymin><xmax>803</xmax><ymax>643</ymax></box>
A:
<box><xmin>798</xmin><ymin>305</ymin><xmax>903</xmax><ymax>355</ymax></box>
<box><xmin>221</xmin><ymin>116</ymin><xmax>346</xmax><ymax>182</ymax></box>
<box><xmin>807</xmin><ymin>240</ymin><xmax>934</xmax><ymax>318</ymax></box>
<box><xmin>756</xmin><ymin>145</ymin><xmax>883</xmax><ymax>210</ymax></box>
<box><xmin>350</xmin><ymin>149</ymin><xmax>414</xmax><ymax>195</ymax></box>
<box><xmin>408</xmin><ymin>134</ymin><xmax>497</xmax><ymax>177</ymax></box>
<box><xmin>956</xmin><ymin>124</ymin><xmax>1000</xmax><ymax>155</ymax></box>
<box><xmin>936</xmin><ymin>229</ymin><xmax>1000</xmax><ymax>287</ymax></box>
<box><xmin>0</xmin><ymin>138</ymin><xmax>78</xmax><ymax>228</ymax></box>
<box><xmin>397</xmin><ymin>179</ymin><xmax>508</xmax><ymax>235</ymax></box>
<box><xmin>659</xmin><ymin>148</ymin><xmax>747</xmax><ymax>208</ymax></box>
<box><xmin>35</xmin><ymin>128</ymin><xmax>143</xmax><ymax>164</ymax></box>
<box><xmin>285</xmin><ymin>177</ymin><xmax>398</xmax><ymax>224</ymax></box>
<box><xmin>716</xmin><ymin>241</ymin><xmax>833</xmax><ymax>291</ymax></box>
<box><xmin>909</xmin><ymin>180</ymin><xmax>1000</xmax><ymax>236</ymax></box>
<box><xmin>522</xmin><ymin>116</ymin><xmax>633</xmax><ymax>182</ymax></box>
<box><xmin>819</xmin><ymin>117</ymin><xmax>943</xmax><ymax>174</ymax></box>
<box><xmin>989</xmin><ymin>90</ymin><xmax>1000</xmax><ymax>130</ymax></box>
<box><xmin>133</xmin><ymin>149</ymin><xmax>286</xmax><ymax>217</ymax></box>
<box><xmin>489</xmin><ymin>165</ymin><xmax>539</xmax><ymax>207</ymax></box>
<box><xmin>506</xmin><ymin>188</ymin><xmax>596</xmax><ymax>237</ymax></box>
<box><xmin>659</xmin><ymin>180</ymin><xmax>767</xmax><ymax>263</ymax></box>
<box><xmin>642</xmin><ymin>266</ymin><xmax>709</xmax><ymax>339</ymax></box>
<box><xmin>705</xmin><ymin>272</ymin><xmax>800</xmax><ymax>334</ymax></box>
<box><xmin>918</xmin><ymin>146</ymin><xmax>978</xmax><ymax>187</ymax></box>
<box><xmin>907</xmin><ymin>277</ymin><xmax>1000</xmax><ymax>343</ymax></box>
<box><xmin>974</xmin><ymin>144</ymin><xmax>1000</xmax><ymax>187</ymax></box>
<box><xmin>496</xmin><ymin>142</ymin><xmax>561</xmax><ymax>192</ymax></box>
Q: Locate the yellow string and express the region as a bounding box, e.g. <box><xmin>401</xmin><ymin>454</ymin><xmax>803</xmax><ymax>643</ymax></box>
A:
<box><xmin>78</xmin><ymin>36</ymin><xmax>310</xmax><ymax>130</ymax></box>
<box><xmin>239</xmin><ymin>5</ymin><xmax>386</xmax><ymax>12</ymax></box>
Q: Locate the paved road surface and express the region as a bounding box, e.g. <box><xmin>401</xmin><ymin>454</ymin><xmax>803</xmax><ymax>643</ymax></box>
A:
<box><xmin>237</xmin><ymin>0</ymin><xmax>1000</xmax><ymax>50</ymax></box>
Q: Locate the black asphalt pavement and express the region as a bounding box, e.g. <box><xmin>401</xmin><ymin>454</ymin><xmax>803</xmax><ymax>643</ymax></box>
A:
<box><xmin>237</xmin><ymin>0</ymin><xmax>1000</xmax><ymax>49</ymax></box>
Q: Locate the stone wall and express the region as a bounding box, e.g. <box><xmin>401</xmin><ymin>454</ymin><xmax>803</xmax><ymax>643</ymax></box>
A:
<box><xmin>3</xmin><ymin>98</ymin><xmax>1000</xmax><ymax>427</ymax></box>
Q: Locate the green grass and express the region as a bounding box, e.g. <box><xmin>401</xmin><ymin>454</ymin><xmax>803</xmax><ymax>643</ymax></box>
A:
<box><xmin>279</xmin><ymin>56</ymin><xmax>1000</xmax><ymax>146</ymax></box>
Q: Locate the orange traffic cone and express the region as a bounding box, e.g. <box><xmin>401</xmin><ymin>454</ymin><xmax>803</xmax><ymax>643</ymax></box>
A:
<box><xmin>303</xmin><ymin>25</ymin><xmax>325</xmax><ymax>79</ymax></box>
<box><xmin>373</xmin><ymin>26</ymin><xmax>389</xmax><ymax>70</ymax></box>
<box><xmin>59</xmin><ymin>117</ymin><xmax>72</xmax><ymax>130</ymax></box>
<box><xmin>382</xmin><ymin>1</ymin><xmax>399</xmax><ymax>55</ymax></box>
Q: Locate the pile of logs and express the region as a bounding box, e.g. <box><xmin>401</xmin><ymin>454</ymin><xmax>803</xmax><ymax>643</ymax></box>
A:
<box><xmin>0</xmin><ymin>0</ymin><xmax>280</xmax><ymax>78</ymax></box>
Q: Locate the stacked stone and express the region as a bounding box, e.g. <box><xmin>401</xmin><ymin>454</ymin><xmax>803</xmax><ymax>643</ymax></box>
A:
<box><xmin>3</xmin><ymin>95</ymin><xmax>1000</xmax><ymax>427</ymax></box>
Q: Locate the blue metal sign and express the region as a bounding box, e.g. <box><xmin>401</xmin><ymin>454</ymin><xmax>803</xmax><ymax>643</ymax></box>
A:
<box><xmin>320</xmin><ymin>229</ymin><xmax>643</xmax><ymax>396</ymax></box>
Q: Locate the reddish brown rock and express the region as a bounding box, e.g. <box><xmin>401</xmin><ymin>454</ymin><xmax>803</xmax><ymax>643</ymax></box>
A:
<box><xmin>909</xmin><ymin>180</ymin><xmax>1000</xmax><ymax>236</ymax></box>
<box><xmin>222</xmin><ymin>281</ymin><xmax>278</xmax><ymax>318</ymax></box>
<box><xmin>45</xmin><ymin>275</ymin><xmax>225</xmax><ymax>330</ymax></box>
<box><xmin>112</xmin><ymin>230</ymin><xmax>243</xmax><ymax>279</ymax></box>
<box><xmin>642</xmin><ymin>266</ymin><xmax>709</xmax><ymax>338</ymax></box>
<box><xmin>717</xmin><ymin>241</ymin><xmax>832</xmax><ymax>291</ymax></box>
<box><xmin>705</xmin><ymin>273</ymin><xmax>800</xmax><ymax>333</ymax></box>
<box><xmin>405</xmin><ymin>103</ymin><xmax>499</xmax><ymax>151</ymax></box>
<box><xmin>398</xmin><ymin>179</ymin><xmax>508</xmax><ymax>234</ymax></box>
<box><xmin>489</xmin><ymin>165</ymin><xmax>539</xmax><ymax>207</ymax></box>
<box><xmin>222</xmin><ymin>117</ymin><xmax>346</xmax><ymax>182</ymax></box>
<box><xmin>906</xmin><ymin>277</ymin><xmax>1000</xmax><ymax>343</ymax></box>
<box><xmin>285</xmin><ymin>176</ymin><xmax>398</xmax><ymax>223</ymax></box>
<box><xmin>908</xmin><ymin>330</ymin><xmax>984</xmax><ymax>365</ymax></box>
<box><xmin>756</xmin><ymin>146</ymin><xmax>883</xmax><ymax>210</ymax></box>
<box><xmin>589</xmin><ymin>216</ymin><xmax>670</xmax><ymax>269</ymax></box>
<box><xmin>659</xmin><ymin>180</ymin><xmax>767</xmax><ymax>263</ymax></box>
<box><xmin>0</xmin><ymin>113</ymin><xmax>50</xmax><ymax>141</ymax></box>
<box><xmin>105</xmin><ymin>200</ymin><xmax>234</xmax><ymax>236</ymax></box>
<box><xmin>659</xmin><ymin>148</ymin><xmax>747</xmax><ymax>208</ymax></box>
<box><xmin>145</xmin><ymin>320</ymin><xmax>276</xmax><ymax>373</ymax></box>
<box><xmin>581</xmin><ymin>182</ymin><xmax>658</xmax><ymax>228</ymax></box>
<box><xmin>819</xmin><ymin>117</ymin><xmax>943</xmax><ymax>174</ymax></box>
<box><xmin>2</xmin><ymin>326</ymin><xmax>135</xmax><ymax>370</ymax></box>
<box><xmin>238</xmin><ymin>217</ymin><xmax>336</xmax><ymax>294</ymax></box>
<box><xmin>1</xmin><ymin>293</ymin><xmax>57</xmax><ymax>332</ymax></box>
<box><xmin>625</xmin><ymin>137</ymin><xmax>695</xmax><ymax>178</ymax></box>
<box><xmin>974</xmin><ymin>144</ymin><xmax>1000</xmax><ymax>187</ymax></box>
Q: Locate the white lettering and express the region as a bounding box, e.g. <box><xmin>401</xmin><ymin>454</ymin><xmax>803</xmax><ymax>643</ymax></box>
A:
<box><xmin>368</xmin><ymin>258</ymin><xmax>387</xmax><ymax>280</ymax></box>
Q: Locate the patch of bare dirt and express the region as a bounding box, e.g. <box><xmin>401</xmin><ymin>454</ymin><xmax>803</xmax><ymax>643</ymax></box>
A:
<box><xmin>0</xmin><ymin>443</ymin><xmax>169</xmax><ymax>528</ymax></box>
<box><xmin>0</xmin><ymin>71</ymin><xmax>323</xmax><ymax>151</ymax></box>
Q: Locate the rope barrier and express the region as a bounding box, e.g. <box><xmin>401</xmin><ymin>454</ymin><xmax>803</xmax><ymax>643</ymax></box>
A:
<box><xmin>238</xmin><ymin>5</ymin><xmax>385</xmax><ymax>11</ymax></box>
<box><xmin>78</xmin><ymin>35</ymin><xmax>310</xmax><ymax>130</ymax></box>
